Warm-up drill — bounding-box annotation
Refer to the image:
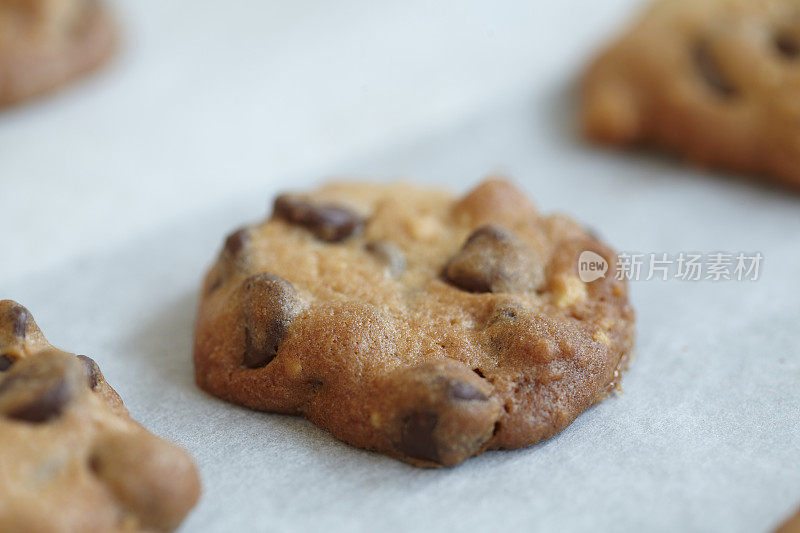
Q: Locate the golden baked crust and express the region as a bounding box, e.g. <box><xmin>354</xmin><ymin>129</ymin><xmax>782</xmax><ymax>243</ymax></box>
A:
<box><xmin>0</xmin><ymin>0</ymin><xmax>115</xmax><ymax>108</ymax></box>
<box><xmin>0</xmin><ymin>300</ymin><xmax>200</xmax><ymax>532</ymax></box>
<box><xmin>194</xmin><ymin>179</ymin><xmax>635</xmax><ymax>467</ymax></box>
<box><xmin>582</xmin><ymin>0</ymin><xmax>800</xmax><ymax>190</ymax></box>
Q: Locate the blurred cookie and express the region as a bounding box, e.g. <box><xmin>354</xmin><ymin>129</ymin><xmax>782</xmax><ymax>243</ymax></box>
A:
<box><xmin>777</xmin><ymin>508</ymin><xmax>800</xmax><ymax>533</ymax></box>
<box><xmin>0</xmin><ymin>0</ymin><xmax>115</xmax><ymax>107</ymax></box>
<box><xmin>582</xmin><ymin>0</ymin><xmax>800</xmax><ymax>189</ymax></box>
<box><xmin>194</xmin><ymin>178</ymin><xmax>635</xmax><ymax>467</ymax></box>
<box><xmin>0</xmin><ymin>301</ymin><xmax>200</xmax><ymax>532</ymax></box>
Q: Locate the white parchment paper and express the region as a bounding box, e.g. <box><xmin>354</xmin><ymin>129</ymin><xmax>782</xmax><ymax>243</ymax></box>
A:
<box><xmin>6</xmin><ymin>93</ymin><xmax>800</xmax><ymax>532</ymax></box>
<box><xmin>2</xmin><ymin>1</ymin><xmax>798</xmax><ymax>531</ymax></box>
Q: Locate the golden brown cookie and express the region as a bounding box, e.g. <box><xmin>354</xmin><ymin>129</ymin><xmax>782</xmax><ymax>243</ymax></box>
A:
<box><xmin>193</xmin><ymin>179</ymin><xmax>636</xmax><ymax>467</ymax></box>
<box><xmin>581</xmin><ymin>0</ymin><xmax>800</xmax><ymax>190</ymax></box>
<box><xmin>0</xmin><ymin>0</ymin><xmax>115</xmax><ymax>108</ymax></box>
<box><xmin>0</xmin><ymin>301</ymin><xmax>200</xmax><ymax>532</ymax></box>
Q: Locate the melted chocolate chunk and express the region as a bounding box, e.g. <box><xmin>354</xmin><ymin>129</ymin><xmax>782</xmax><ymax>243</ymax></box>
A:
<box><xmin>243</xmin><ymin>332</ymin><xmax>272</xmax><ymax>368</ymax></box>
<box><xmin>207</xmin><ymin>277</ymin><xmax>223</xmax><ymax>294</ymax></box>
<box><xmin>11</xmin><ymin>305</ymin><xmax>29</xmax><ymax>339</ymax></box>
<box><xmin>274</xmin><ymin>194</ymin><xmax>364</xmax><ymax>242</ymax></box>
<box><xmin>0</xmin><ymin>355</ymin><xmax>14</xmax><ymax>372</ymax></box>
<box><xmin>242</xmin><ymin>273</ymin><xmax>301</xmax><ymax>368</ymax></box>
<box><xmin>209</xmin><ymin>228</ymin><xmax>252</xmax><ymax>295</ymax></box>
<box><xmin>6</xmin><ymin>378</ymin><xmax>71</xmax><ymax>423</ymax></box>
<box><xmin>77</xmin><ymin>355</ymin><xmax>101</xmax><ymax>390</ymax></box>
<box><xmin>224</xmin><ymin>228</ymin><xmax>249</xmax><ymax>257</ymax></box>
<box><xmin>0</xmin><ymin>365</ymin><xmax>73</xmax><ymax>424</ymax></box>
<box><xmin>444</xmin><ymin>224</ymin><xmax>543</xmax><ymax>293</ymax></box>
<box><xmin>466</xmin><ymin>224</ymin><xmax>509</xmax><ymax>244</ymax></box>
<box><xmin>448</xmin><ymin>380</ymin><xmax>488</xmax><ymax>401</ymax></box>
<box><xmin>775</xmin><ymin>33</ymin><xmax>800</xmax><ymax>58</ymax></box>
<box><xmin>398</xmin><ymin>412</ymin><xmax>440</xmax><ymax>463</ymax></box>
<box><xmin>693</xmin><ymin>41</ymin><xmax>737</xmax><ymax>97</ymax></box>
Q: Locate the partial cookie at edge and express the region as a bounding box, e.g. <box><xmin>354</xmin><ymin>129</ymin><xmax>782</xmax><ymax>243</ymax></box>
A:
<box><xmin>0</xmin><ymin>300</ymin><xmax>200</xmax><ymax>532</ymax></box>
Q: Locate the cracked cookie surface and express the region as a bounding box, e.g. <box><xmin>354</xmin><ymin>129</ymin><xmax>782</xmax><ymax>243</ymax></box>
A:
<box><xmin>582</xmin><ymin>0</ymin><xmax>800</xmax><ymax>190</ymax></box>
<box><xmin>0</xmin><ymin>300</ymin><xmax>200</xmax><ymax>532</ymax></box>
<box><xmin>0</xmin><ymin>0</ymin><xmax>115</xmax><ymax>108</ymax></box>
<box><xmin>194</xmin><ymin>178</ymin><xmax>635</xmax><ymax>467</ymax></box>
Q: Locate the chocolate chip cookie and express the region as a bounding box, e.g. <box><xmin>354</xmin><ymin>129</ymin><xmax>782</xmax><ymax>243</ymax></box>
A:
<box><xmin>0</xmin><ymin>301</ymin><xmax>200</xmax><ymax>531</ymax></box>
<box><xmin>582</xmin><ymin>0</ymin><xmax>800</xmax><ymax>189</ymax></box>
<box><xmin>194</xmin><ymin>179</ymin><xmax>635</xmax><ymax>467</ymax></box>
<box><xmin>0</xmin><ymin>0</ymin><xmax>115</xmax><ymax>108</ymax></box>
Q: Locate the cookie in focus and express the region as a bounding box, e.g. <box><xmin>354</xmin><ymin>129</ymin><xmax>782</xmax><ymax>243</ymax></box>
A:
<box><xmin>194</xmin><ymin>178</ymin><xmax>636</xmax><ymax>467</ymax></box>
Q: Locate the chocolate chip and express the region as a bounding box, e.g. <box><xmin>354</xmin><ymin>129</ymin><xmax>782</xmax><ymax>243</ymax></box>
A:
<box><xmin>398</xmin><ymin>412</ymin><xmax>439</xmax><ymax>463</ymax></box>
<box><xmin>210</xmin><ymin>228</ymin><xmax>252</xmax><ymax>294</ymax></box>
<box><xmin>0</xmin><ymin>355</ymin><xmax>14</xmax><ymax>372</ymax></box>
<box><xmin>466</xmin><ymin>225</ymin><xmax>509</xmax><ymax>244</ymax></box>
<box><xmin>242</xmin><ymin>273</ymin><xmax>301</xmax><ymax>368</ymax></box>
<box><xmin>76</xmin><ymin>355</ymin><xmax>101</xmax><ymax>390</ymax></box>
<box><xmin>207</xmin><ymin>277</ymin><xmax>223</xmax><ymax>294</ymax></box>
<box><xmin>274</xmin><ymin>194</ymin><xmax>364</xmax><ymax>242</ymax></box>
<box><xmin>693</xmin><ymin>41</ymin><xmax>737</xmax><ymax>97</ymax></box>
<box><xmin>224</xmin><ymin>228</ymin><xmax>249</xmax><ymax>257</ymax></box>
<box><xmin>243</xmin><ymin>334</ymin><xmax>271</xmax><ymax>368</ymax></box>
<box><xmin>444</xmin><ymin>224</ymin><xmax>544</xmax><ymax>293</ymax></box>
<box><xmin>365</xmin><ymin>241</ymin><xmax>406</xmax><ymax>276</ymax></box>
<box><xmin>11</xmin><ymin>306</ymin><xmax>29</xmax><ymax>339</ymax></box>
<box><xmin>0</xmin><ymin>353</ymin><xmax>81</xmax><ymax>424</ymax></box>
<box><xmin>5</xmin><ymin>378</ymin><xmax>71</xmax><ymax>423</ymax></box>
<box><xmin>448</xmin><ymin>380</ymin><xmax>488</xmax><ymax>401</ymax></box>
<box><xmin>775</xmin><ymin>33</ymin><xmax>800</xmax><ymax>58</ymax></box>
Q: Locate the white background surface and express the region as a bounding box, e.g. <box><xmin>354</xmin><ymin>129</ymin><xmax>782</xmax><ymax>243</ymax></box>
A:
<box><xmin>2</xmin><ymin>1</ymin><xmax>799</xmax><ymax>532</ymax></box>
